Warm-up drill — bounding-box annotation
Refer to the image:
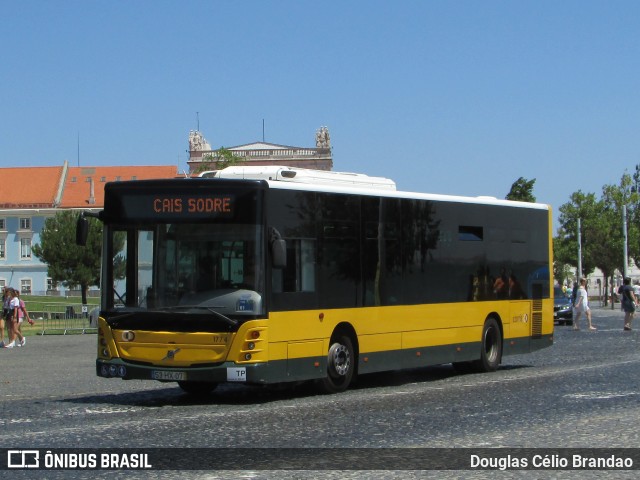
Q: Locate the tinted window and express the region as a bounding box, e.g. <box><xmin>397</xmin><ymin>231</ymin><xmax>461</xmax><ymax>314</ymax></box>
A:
<box><xmin>267</xmin><ymin>188</ymin><xmax>549</xmax><ymax>311</ymax></box>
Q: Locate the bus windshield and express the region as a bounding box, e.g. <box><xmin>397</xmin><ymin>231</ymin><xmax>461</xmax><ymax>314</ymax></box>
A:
<box><xmin>105</xmin><ymin>222</ymin><xmax>265</xmax><ymax>319</ymax></box>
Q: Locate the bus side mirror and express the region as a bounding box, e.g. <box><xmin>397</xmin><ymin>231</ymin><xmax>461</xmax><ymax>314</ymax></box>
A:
<box><xmin>76</xmin><ymin>210</ymin><xmax>102</xmax><ymax>246</ymax></box>
<box><xmin>270</xmin><ymin>228</ymin><xmax>287</xmax><ymax>269</ymax></box>
<box><xmin>76</xmin><ymin>214</ymin><xmax>89</xmax><ymax>246</ymax></box>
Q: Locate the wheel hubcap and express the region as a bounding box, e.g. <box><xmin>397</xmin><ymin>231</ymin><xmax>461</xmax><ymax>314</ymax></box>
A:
<box><xmin>328</xmin><ymin>343</ymin><xmax>350</xmax><ymax>377</ymax></box>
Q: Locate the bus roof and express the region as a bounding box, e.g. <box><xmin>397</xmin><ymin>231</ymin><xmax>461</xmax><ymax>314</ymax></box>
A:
<box><xmin>198</xmin><ymin>166</ymin><xmax>549</xmax><ymax>211</ymax></box>
<box><xmin>199</xmin><ymin>165</ymin><xmax>397</xmax><ymax>191</ymax></box>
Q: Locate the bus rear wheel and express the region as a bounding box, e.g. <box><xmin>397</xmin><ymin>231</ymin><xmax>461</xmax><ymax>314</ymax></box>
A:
<box><xmin>320</xmin><ymin>335</ymin><xmax>355</xmax><ymax>393</ymax></box>
<box><xmin>473</xmin><ymin>317</ymin><xmax>502</xmax><ymax>372</ymax></box>
<box><xmin>177</xmin><ymin>381</ymin><xmax>218</xmax><ymax>395</ymax></box>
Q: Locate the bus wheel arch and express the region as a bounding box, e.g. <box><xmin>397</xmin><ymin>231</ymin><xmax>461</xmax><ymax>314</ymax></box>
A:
<box><xmin>319</xmin><ymin>323</ymin><xmax>358</xmax><ymax>394</ymax></box>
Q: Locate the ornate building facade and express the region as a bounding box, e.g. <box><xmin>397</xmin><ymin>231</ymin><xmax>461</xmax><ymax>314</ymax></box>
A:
<box><xmin>186</xmin><ymin>127</ymin><xmax>333</xmax><ymax>174</ymax></box>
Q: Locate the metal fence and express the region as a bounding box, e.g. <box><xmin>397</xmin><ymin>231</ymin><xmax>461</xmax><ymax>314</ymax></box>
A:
<box><xmin>36</xmin><ymin>304</ymin><xmax>97</xmax><ymax>335</ymax></box>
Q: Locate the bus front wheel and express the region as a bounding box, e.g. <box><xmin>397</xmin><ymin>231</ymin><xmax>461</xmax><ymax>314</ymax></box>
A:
<box><xmin>320</xmin><ymin>335</ymin><xmax>355</xmax><ymax>393</ymax></box>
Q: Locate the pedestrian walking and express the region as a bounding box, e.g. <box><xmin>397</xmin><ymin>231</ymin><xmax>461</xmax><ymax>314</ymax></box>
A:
<box><xmin>3</xmin><ymin>288</ymin><xmax>26</xmax><ymax>349</ymax></box>
<box><xmin>621</xmin><ymin>277</ymin><xmax>638</xmax><ymax>331</ymax></box>
<box><xmin>15</xmin><ymin>290</ymin><xmax>33</xmax><ymax>346</ymax></box>
<box><xmin>573</xmin><ymin>278</ymin><xmax>596</xmax><ymax>331</ymax></box>
<box><xmin>1</xmin><ymin>287</ymin><xmax>10</xmax><ymax>347</ymax></box>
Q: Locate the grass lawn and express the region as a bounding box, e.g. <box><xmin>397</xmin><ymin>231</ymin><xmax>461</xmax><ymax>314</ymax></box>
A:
<box><xmin>22</xmin><ymin>295</ymin><xmax>99</xmax><ymax>312</ymax></box>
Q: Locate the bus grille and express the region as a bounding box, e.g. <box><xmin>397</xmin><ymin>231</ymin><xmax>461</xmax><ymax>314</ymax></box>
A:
<box><xmin>532</xmin><ymin>312</ymin><xmax>543</xmax><ymax>337</ymax></box>
<box><xmin>531</xmin><ymin>284</ymin><xmax>543</xmax><ymax>338</ymax></box>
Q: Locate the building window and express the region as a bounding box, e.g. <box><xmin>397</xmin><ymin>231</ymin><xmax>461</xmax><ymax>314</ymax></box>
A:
<box><xmin>21</xmin><ymin>279</ymin><xmax>32</xmax><ymax>295</ymax></box>
<box><xmin>86</xmin><ymin>176</ymin><xmax>92</xmax><ymax>182</ymax></box>
<box><xmin>0</xmin><ymin>218</ymin><xmax>5</xmax><ymax>230</ymax></box>
<box><xmin>0</xmin><ymin>279</ymin><xmax>5</xmax><ymax>289</ymax></box>
<box><xmin>47</xmin><ymin>278</ymin><xmax>58</xmax><ymax>292</ymax></box>
<box><xmin>100</xmin><ymin>176</ymin><xmax>106</xmax><ymax>182</ymax></box>
<box><xmin>20</xmin><ymin>238</ymin><xmax>32</xmax><ymax>259</ymax></box>
<box><xmin>0</xmin><ymin>239</ymin><xmax>5</xmax><ymax>259</ymax></box>
<box><xmin>19</xmin><ymin>218</ymin><xmax>31</xmax><ymax>230</ymax></box>
<box><xmin>115</xmin><ymin>176</ymin><xmax>121</xmax><ymax>181</ymax></box>
<box><xmin>71</xmin><ymin>177</ymin><xmax>77</xmax><ymax>182</ymax></box>
<box><xmin>131</xmin><ymin>176</ymin><xmax>137</xmax><ymax>180</ymax></box>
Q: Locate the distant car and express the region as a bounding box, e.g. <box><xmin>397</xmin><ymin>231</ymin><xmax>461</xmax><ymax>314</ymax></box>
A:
<box><xmin>554</xmin><ymin>286</ymin><xmax>573</xmax><ymax>325</ymax></box>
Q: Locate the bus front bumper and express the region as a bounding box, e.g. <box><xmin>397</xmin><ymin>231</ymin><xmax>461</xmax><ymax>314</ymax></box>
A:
<box><xmin>96</xmin><ymin>358</ymin><xmax>277</xmax><ymax>385</ymax></box>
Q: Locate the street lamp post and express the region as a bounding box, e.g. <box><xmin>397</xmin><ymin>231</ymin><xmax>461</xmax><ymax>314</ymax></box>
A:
<box><xmin>623</xmin><ymin>205</ymin><xmax>629</xmax><ymax>279</ymax></box>
<box><xmin>577</xmin><ymin>218</ymin><xmax>582</xmax><ymax>282</ymax></box>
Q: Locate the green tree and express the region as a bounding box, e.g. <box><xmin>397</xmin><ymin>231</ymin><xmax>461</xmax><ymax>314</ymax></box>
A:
<box><xmin>194</xmin><ymin>147</ymin><xmax>244</xmax><ymax>174</ymax></box>
<box><xmin>554</xmin><ymin>169</ymin><xmax>640</xmax><ymax>304</ymax></box>
<box><xmin>552</xmin><ymin>238</ymin><xmax>575</xmax><ymax>287</ymax></box>
<box><xmin>601</xmin><ymin>173</ymin><xmax>640</xmax><ymax>272</ymax></box>
<box><xmin>506</xmin><ymin>177</ymin><xmax>536</xmax><ymax>202</ymax></box>
<box><xmin>32</xmin><ymin>211</ymin><xmax>102</xmax><ymax>304</ymax></box>
<box><xmin>554</xmin><ymin>191</ymin><xmax>603</xmax><ymax>280</ymax></box>
<box><xmin>554</xmin><ymin>176</ymin><xmax>640</xmax><ymax>304</ymax></box>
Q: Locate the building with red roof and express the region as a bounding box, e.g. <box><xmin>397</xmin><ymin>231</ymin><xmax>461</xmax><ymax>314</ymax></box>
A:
<box><xmin>0</xmin><ymin>161</ymin><xmax>178</xmax><ymax>295</ymax></box>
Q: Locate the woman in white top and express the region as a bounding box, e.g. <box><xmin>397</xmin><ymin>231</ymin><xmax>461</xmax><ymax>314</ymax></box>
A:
<box><xmin>573</xmin><ymin>278</ymin><xmax>596</xmax><ymax>331</ymax></box>
<box><xmin>3</xmin><ymin>289</ymin><xmax>25</xmax><ymax>348</ymax></box>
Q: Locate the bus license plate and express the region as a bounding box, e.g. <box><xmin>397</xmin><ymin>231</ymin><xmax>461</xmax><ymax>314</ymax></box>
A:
<box><xmin>152</xmin><ymin>371</ymin><xmax>186</xmax><ymax>381</ymax></box>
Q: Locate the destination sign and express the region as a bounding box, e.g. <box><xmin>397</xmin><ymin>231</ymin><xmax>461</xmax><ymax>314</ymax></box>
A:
<box><xmin>111</xmin><ymin>193</ymin><xmax>237</xmax><ymax>221</ymax></box>
<box><xmin>152</xmin><ymin>196</ymin><xmax>233</xmax><ymax>214</ymax></box>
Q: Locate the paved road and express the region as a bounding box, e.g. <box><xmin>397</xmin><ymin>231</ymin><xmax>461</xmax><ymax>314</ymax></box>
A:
<box><xmin>1</xmin><ymin>306</ymin><xmax>639</xmax><ymax>479</ymax></box>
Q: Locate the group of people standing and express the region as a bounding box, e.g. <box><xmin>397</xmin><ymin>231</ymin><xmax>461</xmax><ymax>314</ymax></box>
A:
<box><xmin>571</xmin><ymin>277</ymin><xmax>639</xmax><ymax>331</ymax></box>
<box><xmin>1</xmin><ymin>287</ymin><xmax>34</xmax><ymax>348</ymax></box>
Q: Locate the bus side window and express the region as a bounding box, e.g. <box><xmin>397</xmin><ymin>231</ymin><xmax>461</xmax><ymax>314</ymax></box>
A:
<box><xmin>273</xmin><ymin>239</ymin><xmax>316</xmax><ymax>293</ymax></box>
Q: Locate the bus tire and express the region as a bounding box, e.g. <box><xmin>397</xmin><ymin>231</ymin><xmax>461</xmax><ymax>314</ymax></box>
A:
<box><xmin>473</xmin><ymin>317</ymin><xmax>502</xmax><ymax>373</ymax></box>
<box><xmin>320</xmin><ymin>334</ymin><xmax>355</xmax><ymax>393</ymax></box>
<box><xmin>177</xmin><ymin>381</ymin><xmax>218</xmax><ymax>395</ymax></box>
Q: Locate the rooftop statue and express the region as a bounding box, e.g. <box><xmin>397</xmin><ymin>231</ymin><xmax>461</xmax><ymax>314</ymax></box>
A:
<box><xmin>189</xmin><ymin>130</ymin><xmax>212</xmax><ymax>151</ymax></box>
<box><xmin>315</xmin><ymin>126</ymin><xmax>331</xmax><ymax>149</ymax></box>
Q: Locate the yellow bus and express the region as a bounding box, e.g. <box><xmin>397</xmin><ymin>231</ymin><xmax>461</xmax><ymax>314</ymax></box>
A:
<box><xmin>77</xmin><ymin>166</ymin><xmax>553</xmax><ymax>394</ymax></box>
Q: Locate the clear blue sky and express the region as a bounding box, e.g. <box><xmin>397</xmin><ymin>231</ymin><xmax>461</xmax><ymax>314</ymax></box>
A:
<box><xmin>3</xmin><ymin>1</ymin><xmax>639</xmax><ymax>231</ymax></box>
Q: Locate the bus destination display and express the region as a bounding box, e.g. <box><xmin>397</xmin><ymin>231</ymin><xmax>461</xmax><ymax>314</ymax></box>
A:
<box><xmin>114</xmin><ymin>193</ymin><xmax>236</xmax><ymax>220</ymax></box>
<box><xmin>153</xmin><ymin>196</ymin><xmax>233</xmax><ymax>215</ymax></box>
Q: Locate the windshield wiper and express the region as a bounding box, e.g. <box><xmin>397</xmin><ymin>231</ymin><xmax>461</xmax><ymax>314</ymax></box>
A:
<box><xmin>156</xmin><ymin>305</ymin><xmax>238</xmax><ymax>326</ymax></box>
